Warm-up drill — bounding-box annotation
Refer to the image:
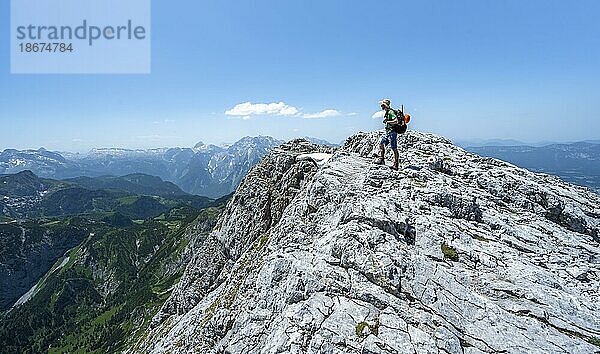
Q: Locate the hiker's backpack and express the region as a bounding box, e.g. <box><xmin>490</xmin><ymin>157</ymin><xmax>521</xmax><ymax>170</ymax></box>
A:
<box><xmin>391</xmin><ymin>105</ymin><xmax>410</xmax><ymax>134</ymax></box>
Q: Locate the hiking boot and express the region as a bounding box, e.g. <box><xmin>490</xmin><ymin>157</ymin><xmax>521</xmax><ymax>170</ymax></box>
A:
<box><xmin>374</xmin><ymin>158</ymin><xmax>385</xmax><ymax>165</ymax></box>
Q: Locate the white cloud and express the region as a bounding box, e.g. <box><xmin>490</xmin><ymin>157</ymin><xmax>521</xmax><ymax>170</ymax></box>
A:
<box><xmin>347</xmin><ymin>112</ymin><xmax>358</xmax><ymax>116</ymax></box>
<box><xmin>301</xmin><ymin>109</ymin><xmax>341</xmax><ymax>119</ymax></box>
<box><xmin>371</xmin><ymin>111</ymin><xmax>385</xmax><ymax>119</ymax></box>
<box><xmin>225</xmin><ymin>101</ymin><xmax>345</xmax><ymax>120</ymax></box>
<box><xmin>225</xmin><ymin>102</ymin><xmax>299</xmax><ymax>117</ymax></box>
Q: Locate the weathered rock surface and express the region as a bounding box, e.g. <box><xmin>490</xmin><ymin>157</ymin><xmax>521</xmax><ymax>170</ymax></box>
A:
<box><xmin>130</xmin><ymin>131</ymin><xmax>600</xmax><ymax>354</ymax></box>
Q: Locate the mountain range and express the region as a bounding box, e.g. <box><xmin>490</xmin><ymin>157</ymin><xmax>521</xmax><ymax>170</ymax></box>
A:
<box><xmin>0</xmin><ymin>170</ymin><xmax>215</xmax><ymax>220</ymax></box>
<box><xmin>1</xmin><ymin>136</ymin><xmax>284</xmax><ymax>198</ymax></box>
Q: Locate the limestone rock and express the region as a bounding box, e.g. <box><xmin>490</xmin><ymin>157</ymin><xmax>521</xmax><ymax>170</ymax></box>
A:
<box><xmin>130</xmin><ymin>131</ymin><xmax>600</xmax><ymax>354</ymax></box>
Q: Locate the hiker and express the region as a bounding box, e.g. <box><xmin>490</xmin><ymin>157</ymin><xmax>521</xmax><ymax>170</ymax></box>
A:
<box><xmin>375</xmin><ymin>98</ymin><xmax>401</xmax><ymax>170</ymax></box>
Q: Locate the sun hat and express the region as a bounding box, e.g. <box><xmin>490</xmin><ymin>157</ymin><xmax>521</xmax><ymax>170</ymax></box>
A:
<box><xmin>379</xmin><ymin>98</ymin><xmax>391</xmax><ymax>108</ymax></box>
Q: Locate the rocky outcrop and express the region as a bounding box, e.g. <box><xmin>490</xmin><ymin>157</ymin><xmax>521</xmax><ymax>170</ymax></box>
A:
<box><xmin>146</xmin><ymin>140</ymin><xmax>334</xmax><ymax>326</ymax></box>
<box><xmin>131</xmin><ymin>131</ymin><xmax>600</xmax><ymax>354</ymax></box>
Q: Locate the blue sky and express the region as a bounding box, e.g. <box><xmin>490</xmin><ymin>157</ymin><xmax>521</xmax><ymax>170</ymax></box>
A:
<box><xmin>1</xmin><ymin>0</ymin><xmax>599</xmax><ymax>151</ymax></box>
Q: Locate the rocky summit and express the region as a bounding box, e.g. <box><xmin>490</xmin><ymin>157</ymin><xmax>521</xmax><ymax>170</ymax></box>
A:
<box><xmin>129</xmin><ymin>131</ymin><xmax>600</xmax><ymax>354</ymax></box>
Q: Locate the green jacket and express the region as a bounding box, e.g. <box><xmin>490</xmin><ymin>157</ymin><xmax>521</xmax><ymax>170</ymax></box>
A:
<box><xmin>383</xmin><ymin>109</ymin><xmax>398</xmax><ymax>133</ymax></box>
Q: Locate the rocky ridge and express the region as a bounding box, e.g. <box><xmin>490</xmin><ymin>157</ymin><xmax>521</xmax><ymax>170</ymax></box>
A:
<box><xmin>130</xmin><ymin>131</ymin><xmax>600</xmax><ymax>354</ymax></box>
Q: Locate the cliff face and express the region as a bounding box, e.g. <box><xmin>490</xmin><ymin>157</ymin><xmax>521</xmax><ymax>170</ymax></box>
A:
<box><xmin>131</xmin><ymin>131</ymin><xmax>600</xmax><ymax>354</ymax></box>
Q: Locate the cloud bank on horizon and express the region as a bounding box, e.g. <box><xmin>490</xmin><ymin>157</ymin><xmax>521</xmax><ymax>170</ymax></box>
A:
<box><xmin>225</xmin><ymin>101</ymin><xmax>344</xmax><ymax>120</ymax></box>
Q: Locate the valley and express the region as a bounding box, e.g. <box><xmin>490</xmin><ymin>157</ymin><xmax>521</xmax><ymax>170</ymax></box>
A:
<box><xmin>0</xmin><ymin>170</ymin><xmax>230</xmax><ymax>353</ymax></box>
